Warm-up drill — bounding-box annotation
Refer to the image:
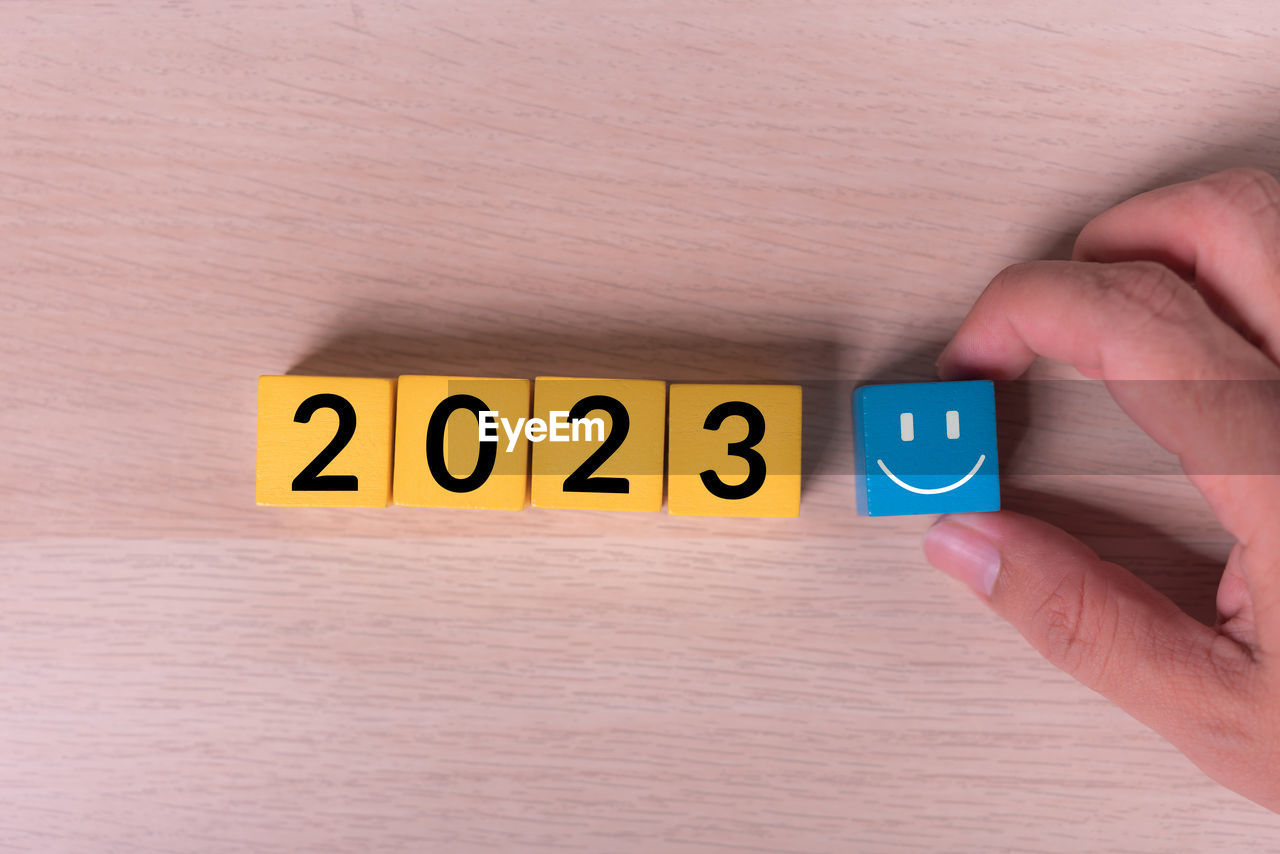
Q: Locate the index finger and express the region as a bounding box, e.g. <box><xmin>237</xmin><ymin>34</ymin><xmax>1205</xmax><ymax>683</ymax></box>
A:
<box><xmin>936</xmin><ymin>259</ymin><xmax>1280</xmax><ymax>552</ymax></box>
<box><xmin>1073</xmin><ymin>168</ymin><xmax>1280</xmax><ymax>363</ymax></box>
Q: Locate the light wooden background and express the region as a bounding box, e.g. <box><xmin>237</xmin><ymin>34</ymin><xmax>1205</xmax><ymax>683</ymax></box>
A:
<box><xmin>3</xmin><ymin>2</ymin><xmax>1280</xmax><ymax>851</ymax></box>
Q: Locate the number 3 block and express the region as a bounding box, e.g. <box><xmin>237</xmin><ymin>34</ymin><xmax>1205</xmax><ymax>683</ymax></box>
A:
<box><xmin>667</xmin><ymin>384</ymin><xmax>802</xmax><ymax>517</ymax></box>
<box><xmin>256</xmin><ymin>376</ymin><xmax>396</xmax><ymax>507</ymax></box>
<box><xmin>530</xmin><ymin>378</ymin><xmax>666</xmax><ymax>512</ymax></box>
<box><xmin>393</xmin><ymin>376</ymin><xmax>531</xmax><ymax>510</ymax></box>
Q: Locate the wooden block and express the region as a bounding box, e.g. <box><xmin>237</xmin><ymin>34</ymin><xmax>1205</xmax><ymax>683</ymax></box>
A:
<box><xmin>256</xmin><ymin>376</ymin><xmax>395</xmax><ymax>507</ymax></box>
<box><xmin>530</xmin><ymin>377</ymin><xmax>666</xmax><ymax>512</ymax></box>
<box><xmin>392</xmin><ymin>376</ymin><xmax>531</xmax><ymax>510</ymax></box>
<box><xmin>667</xmin><ymin>384</ymin><xmax>802</xmax><ymax>517</ymax></box>
<box><xmin>853</xmin><ymin>380</ymin><xmax>999</xmax><ymax>517</ymax></box>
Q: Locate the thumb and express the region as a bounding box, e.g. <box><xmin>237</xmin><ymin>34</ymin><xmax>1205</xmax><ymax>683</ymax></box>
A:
<box><xmin>922</xmin><ymin>510</ymin><xmax>1251</xmax><ymax>749</ymax></box>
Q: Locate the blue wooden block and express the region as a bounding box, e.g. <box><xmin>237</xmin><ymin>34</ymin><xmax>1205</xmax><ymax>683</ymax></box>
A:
<box><xmin>853</xmin><ymin>380</ymin><xmax>1000</xmax><ymax>517</ymax></box>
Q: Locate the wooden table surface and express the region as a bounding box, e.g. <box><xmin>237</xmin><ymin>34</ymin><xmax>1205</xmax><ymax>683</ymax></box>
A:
<box><xmin>4</xmin><ymin>2</ymin><xmax>1280</xmax><ymax>851</ymax></box>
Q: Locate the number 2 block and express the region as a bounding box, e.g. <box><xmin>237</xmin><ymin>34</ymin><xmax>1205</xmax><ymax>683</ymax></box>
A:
<box><xmin>256</xmin><ymin>376</ymin><xmax>396</xmax><ymax>507</ymax></box>
<box><xmin>667</xmin><ymin>384</ymin><xmax>802</xmax><ymax>517</ymax></box>
<box><xmin>530</xmin><ymin>378</ymin><xmax>666</xmax><ymax>512</ymax></box>
<box><xmin>393</xmin><ymin>376</ymin><xmax>531</xmax><ymax>510</ymax></box>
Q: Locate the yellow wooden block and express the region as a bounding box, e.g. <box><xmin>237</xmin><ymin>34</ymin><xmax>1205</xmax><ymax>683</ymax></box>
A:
<box><xmin>392</xmin><ymin>376</ymin><xmax>531</xmax><ymax>510</ymax></box>
<box><xmin>256</xmin><ymin>376</ymin><xmax>395</xmax><ymax>507</ymax></box>
<box><xmin>667</xmin><ymin>384</ymin><xmax>802</xmax><ymax>517</ymax></box>
<box><xmin>530</xmin><ymin>377</ymin><xmax>666</xmax><ymax>512</ymax></box>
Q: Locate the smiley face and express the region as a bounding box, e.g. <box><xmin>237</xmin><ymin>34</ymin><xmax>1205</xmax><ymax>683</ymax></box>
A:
<box><xmin>853</xmin><ymin>380</ymin><xmax>1000</xmax><ymax>517</ymax></box>
<box><xmin>876</xmin><ymin>407</ymin><xmax>986</xmax><ymax>494</ymax></box>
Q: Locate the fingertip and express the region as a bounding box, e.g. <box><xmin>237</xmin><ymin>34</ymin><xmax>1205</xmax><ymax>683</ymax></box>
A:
<box><xmin>935</xmin><ymin>317</ymin><xmax>1032</xmax><ymax>382</ymax></box>
<box><xmin>934</xmin><ymin>348</ymin><xmax>964</xmax><ymax>381</ymax></box>
<box><xmin>935</xmin><ymin>359</ymin><xmax>983</xmax><ymax>382</ymax></box>
<box><xmin>935</xmin><ymin>340</ymin><xmax>995</xmax><ymax>382</ymax></box>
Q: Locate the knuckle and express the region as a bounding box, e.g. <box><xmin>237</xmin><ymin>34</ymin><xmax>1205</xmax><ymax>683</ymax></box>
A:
<box><xmin>1258</xmin><ymin>680</ymin><xmax>1280</xmax><ymax>751</ymax></box>
<box><xmin>1156</xmin><ymin>627</ymin><xmax>1260</xmax><ymax>762</ymax></box>
<box><xmin>987</xmin><ymin>261</ymin><xmax>1035</xmax><ymax>294</ymax></box>
<box><xmin>1202</xmin><ymin>631</ymin><xmax>1254</xmax><ymax>694</ymax></box>
<box><xmin>1181</xmin><ymin>169</ymin><xmax>1280</xmax><ymax>282</ymax></box>
<box><xmin>1195</xmin><ymin>167</ymin><xmax>1280</xmax><ymax>220</ymax></box>
<box><xmin>1183</xmin><ymin>665</ymin><xmax>1258</xmax><ymax>755</ymax></box>
<box><xmin>1183</xmin><ymin>688</ymin><xmax>1276</xmax><ymax>805</ymax></box>
<box><xmin>1031</xmin><ymin>569</ymin><xmax>1112</xmax><ymax>681</ymax></box>
<box><xmin>1094</xmin><ymin>261</ymin><xmax>1189</xmax><ymax>326</ymax></box>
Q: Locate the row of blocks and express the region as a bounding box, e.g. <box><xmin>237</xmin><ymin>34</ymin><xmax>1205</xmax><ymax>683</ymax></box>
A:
<box><xmin>257</xmin><ymin>376</ymin><xmax>802</xmax><ymax>516</ymax></box>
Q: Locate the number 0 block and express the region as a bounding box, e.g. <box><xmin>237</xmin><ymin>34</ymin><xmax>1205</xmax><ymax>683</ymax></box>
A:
<box><xmin>393</xmin><ymin>376</ymin><xmax>531</xmax><ymax>510</ymax></box>
<box><xmin>667</xmin><ymin>384</ymin><xmax>802</xmax><ymax>517</ymax></box>
<box><xmin>530</xmin><ymin>378</ymin><xmax>666</xmax><ymax>512</ymax></box>
<box><xmin>256</xmin><ymin>376</ymin><xmax>396</xmax><ymax>507</ymax></box>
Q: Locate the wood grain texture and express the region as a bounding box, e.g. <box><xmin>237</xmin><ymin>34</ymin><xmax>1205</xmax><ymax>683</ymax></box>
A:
<box><xmin>3</xmin><ymin>2</ymin><xmax>1280</xmax><ymax>851</ymax></box>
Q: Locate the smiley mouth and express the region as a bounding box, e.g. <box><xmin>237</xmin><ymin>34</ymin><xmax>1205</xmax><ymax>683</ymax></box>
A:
<box><xmin>876</xmin><ymin>455</ymin><xmax>986</xmax><ymax>495</ymax></box>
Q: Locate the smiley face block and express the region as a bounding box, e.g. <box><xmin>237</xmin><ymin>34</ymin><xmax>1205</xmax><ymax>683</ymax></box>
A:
<box><xmin>667</xmin><ymin>384</ymin><xmax>802</xmax><ymax>517</ymax></box>
<box><xmin>256</xmin><ymin>376</ymin><xmax>396</xmax><ymax>507</ymax></box>
<box><xmin>393</xmin><ymin>376</ymin><xmax>531</xmax><ymax>510</ymax></box>
<box><xmin>530</xmin><ymin>378</ymin><xmax>666</xmax><ymax>512</ymax></box>
<box><xmin>852</xmin><ymin>380</ymin><xmax>999</xmax><ymax>517</ymax></box>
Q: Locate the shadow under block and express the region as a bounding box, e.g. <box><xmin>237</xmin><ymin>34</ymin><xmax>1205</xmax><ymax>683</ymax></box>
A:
<box><xmin>530</xmin><ymin>378</ymin><xmax>666</xmax><ymax>512</ymax></box>
<box><xmin>393</xmin><ymin>376</ymin><xmax>531</xmax><ymax>510</ymax></box>
<box><xmin>853</xmin><ymin>380</ymin><xmax>1000</xmax><ymax>517</ymax></box>
<box><xmin>256</xmin><ymin>376</ymin><xmax>396</xmax><ymax>507</ymax></box>
<box><xmin>667</xmin><ymin>384</ymin><xmax>802</xmax><ymax>517</ymax></box>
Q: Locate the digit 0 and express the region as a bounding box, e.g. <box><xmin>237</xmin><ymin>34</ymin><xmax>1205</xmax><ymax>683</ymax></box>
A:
<box><xmin>425</xmin><ymin>394</ymin><xmax>497</xmax><ymax>493</ymax></box>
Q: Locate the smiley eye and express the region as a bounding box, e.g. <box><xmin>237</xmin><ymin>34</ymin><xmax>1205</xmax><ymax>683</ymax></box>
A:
<box><xmin>899</xmin><ymin>412</ymin><xmax>914</xmax><ymax>442</ymax></box>
<box><xmin>946</xmin><ymin>410</ymin><xmax>960</xmax><ymax>439</ymax></box>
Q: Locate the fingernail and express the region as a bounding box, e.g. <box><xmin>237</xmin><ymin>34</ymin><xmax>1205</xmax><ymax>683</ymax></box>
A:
<box><xmin>923</xmin><ymin>519</ymin><xmax>1001</xmax><ymax>596</ymax></box>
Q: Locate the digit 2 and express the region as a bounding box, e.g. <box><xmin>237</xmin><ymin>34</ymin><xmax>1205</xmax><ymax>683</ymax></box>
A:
<box><xmin>291</xmin><ymin>393</ymin><xmax>359</xmax><ymax>492</ymax></box>
<box><xmin>562</xmin><ymin>394</ymin><xmax>630</xmax><ymax>494</ymax></box>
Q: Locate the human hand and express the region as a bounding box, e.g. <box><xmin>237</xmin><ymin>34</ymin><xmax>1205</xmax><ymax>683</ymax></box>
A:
<box><xmin>923</xmin><ymin>168</ymin><xmax>1280</xmax><ymax>812</ymax></box>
